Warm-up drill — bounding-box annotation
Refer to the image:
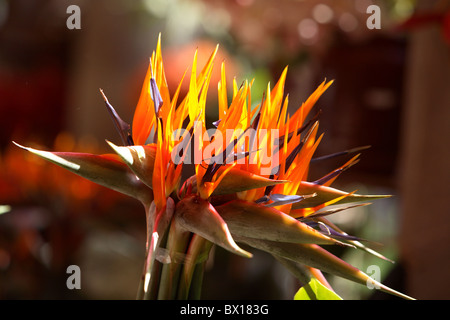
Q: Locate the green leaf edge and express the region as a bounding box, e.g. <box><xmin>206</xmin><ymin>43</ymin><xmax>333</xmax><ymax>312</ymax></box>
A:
<box><xmin>294</xmin><ymin>278</ymin><xmax>343</xmax><ymax>300</ymax></box>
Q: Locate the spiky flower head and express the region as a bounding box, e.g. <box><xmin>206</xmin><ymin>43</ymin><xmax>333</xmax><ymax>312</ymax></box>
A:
<box><xmin>14</xmin><ymin>35</ymin><xmax>413</xmax><ymax>300</ymax></box>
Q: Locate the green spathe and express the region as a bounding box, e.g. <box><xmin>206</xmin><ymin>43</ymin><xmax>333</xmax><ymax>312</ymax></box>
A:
<box><xmin>294</xmin><ymin>278</ymin><xmax>342</xmax><ymax>300</ymax></box>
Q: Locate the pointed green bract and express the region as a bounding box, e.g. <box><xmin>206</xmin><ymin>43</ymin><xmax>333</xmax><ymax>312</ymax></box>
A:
<box><xmin>216</xmin><ymin>199</ymin><xmax>343</xmax><ymax>245</ymax></box>
<box><xmin>312</xmin><ymin>216</ymin><xmax>395</xmax><ymax>263</ymax></box>
<box><xmin>13</xmin><ymin>142</ymin><xmax>152</xmax><ymax>204</ymax></box>
<box><xmin>303</xmin><ymin>203</ymin><xmax>370</xmax><ymax>219</ymax></box>
<box><xmin>106</xmin><ymin>140</ymin><xmax>156</xmax><ymax>189</ymax></box>
<box><xmin>235</xmin><ymin>236</ymin><xmax>414</xmax><ymax>300</ymax></box>
<box><xmin>174</xmin><ymin>195</ymin><xmax>252</xmax><ymax>258</ymax></box>
<box><xmin>294</xmin><ymin>181</ymin><xmax>390</xmax><ymax>209</ymax></box>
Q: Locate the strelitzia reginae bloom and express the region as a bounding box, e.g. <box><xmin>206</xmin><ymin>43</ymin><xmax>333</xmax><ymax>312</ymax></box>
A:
<box><xmin>14</xmin><ymin>35</ymin><xmax>414</xmax><ymax>300</ymax></box>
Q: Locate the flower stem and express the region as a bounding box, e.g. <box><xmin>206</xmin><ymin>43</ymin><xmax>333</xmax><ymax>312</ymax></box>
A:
<box><xmin>177</xmin><ymin>235</ymin><xmax>212</xmax><ymax>299</ymax></box>
<box><xmin>188</xmin><ymin>260</ymin><xmax>207</xmax><ymax>299</ymax></box>
<box><xmin>157</xmin><ymin>221</ymin><xmax>191</xmax><ymax>299</ymax></box>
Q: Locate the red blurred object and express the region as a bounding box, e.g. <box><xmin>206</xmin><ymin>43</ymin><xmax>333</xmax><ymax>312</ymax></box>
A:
<box><xmin>397</xmin><ymin>9</ymin><xmax>450</xmax><ymax>44</ymax></box>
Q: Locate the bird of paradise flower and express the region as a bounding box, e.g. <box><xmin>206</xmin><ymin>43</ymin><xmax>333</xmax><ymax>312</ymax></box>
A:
<box><xmin>13</xmin><ymin>35</ymin><xmax>414</xmax><ymax>300</ymax></box>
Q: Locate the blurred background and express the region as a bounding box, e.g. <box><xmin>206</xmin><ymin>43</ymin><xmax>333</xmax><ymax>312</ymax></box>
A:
<box><xmin>1</xmin><ymin>0</ymin><xmax>449</xmax><ymax>299</ymax></box>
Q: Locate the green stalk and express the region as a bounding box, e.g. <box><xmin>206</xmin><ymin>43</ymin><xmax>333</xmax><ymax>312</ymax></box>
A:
<box><xmin>136</xmin><ymin>248</ymin><xmax>162</xmax><ymax>300</ymax></box>
<box><xmin>143</xmin><ymin>236</ymin><xmax>167</xmax><ymax>300</ymax></box>
<box><xmin>157</xmin><ymin>221</ymin><xmax>192</xmax><ymax>299</ymax></box>
<box><xmin>136</xmin><ymin>262</ymin><xmax>146</xmax><ymax>299</ymax></box>
<box><xmin>177</xmin><ymin>235</ymin><xmax>212</xmax><ymax>299</ymax></box>
<box><xmin>146</xmin><ymin>260</ymin><xmax>163</xmax><ymax>300</ymax></box>
<box><xmin>188</xmin><ymin>259</ymin><xmax>208</xmax><ymax>299</ymax></box>
<box><xmin>136</xmin><ymin>203</ymin><xmax>154</xmax><ymax>300</ymax></box>
<box><xmin>141</xmin><ymin>199</ymin><xmax>174</xmax><ymax>299</ymax></box>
